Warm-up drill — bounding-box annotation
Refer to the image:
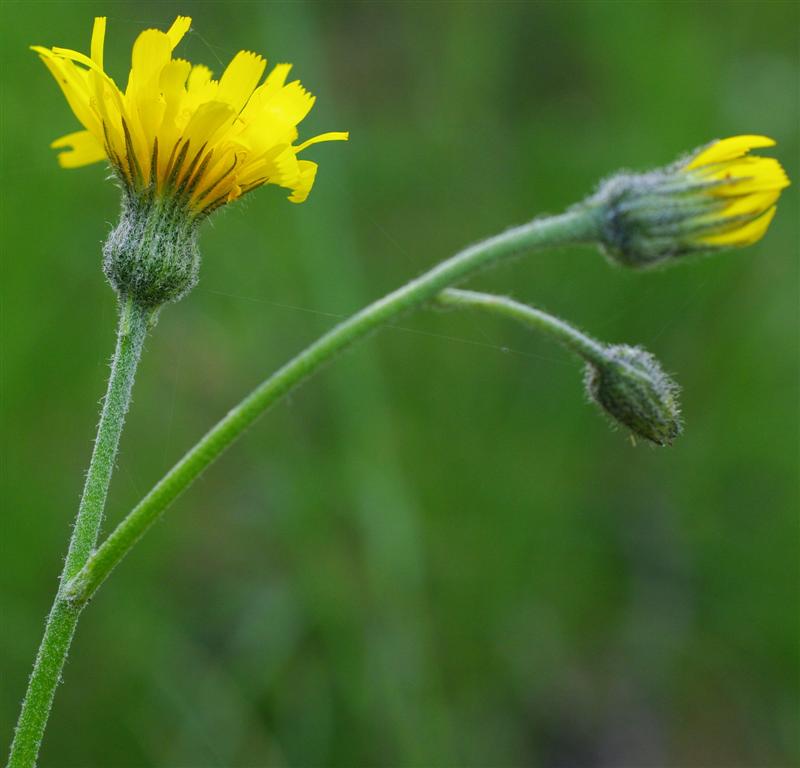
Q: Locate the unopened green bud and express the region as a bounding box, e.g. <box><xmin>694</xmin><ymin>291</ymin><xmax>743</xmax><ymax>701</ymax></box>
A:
<box><xmin>587</xmin><ymin>135</ymin><xmax>789</xmax><ymax>268</ymax></box>
<box><xmin>585</xmin><ymin>345</ymin><xmax>681</xmax><ymax>446</ymax></box>
<box><xmin>103</xmin><ymin>195</ymin><xmax>200</xmax><ymax>308</ymax></box>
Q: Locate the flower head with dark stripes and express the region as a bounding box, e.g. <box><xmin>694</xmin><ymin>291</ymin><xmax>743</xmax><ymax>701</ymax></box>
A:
<box><xmin>33</xmin><ymin>16</ymin><xmax>348</xmax><ymax>306</ymax></box>
<box><xmin>33</xmin><ymin>15</ymin><xmax>348</xmax><ymax>218</ymax></box>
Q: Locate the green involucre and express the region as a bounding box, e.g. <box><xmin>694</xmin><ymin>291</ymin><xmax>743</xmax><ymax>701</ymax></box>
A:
<box><xmin>584</xmin><ymin>344</ymin><xmax>682</xmax><ymax>446</ymax></box>
<box><xmin>104</xmin><ymin>194</ymin><xmax>200</xmax><ymax>307</ymax></box>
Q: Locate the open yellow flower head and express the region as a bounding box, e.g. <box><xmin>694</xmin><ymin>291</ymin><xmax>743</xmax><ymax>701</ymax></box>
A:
<box><xmin>32</xmin><ymin>16</ymin><xmax>349</xmax><ymax>307</ymax></box>
<box><xmin>32</xmin><ymin>16</ymin><xmax>348</xmax><ymax>216</ymax></box>
<box><xmin>590</xmin><ymin>135</ymin><xmax>790</xmax><ymax>268</ymax></box>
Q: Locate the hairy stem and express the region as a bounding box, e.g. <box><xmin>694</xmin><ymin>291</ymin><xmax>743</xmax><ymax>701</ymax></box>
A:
<box><xmin>65</xmin><ymin>208</ymin><xmax>599</xmax><ymax>605</ymax></box>
<box><xmin>436</xmin><ymin>288</ymin><xmax>608</xmax><ymax>364</ymax></box>
<box><xmin>8</xmin><ymin>298</ymin><xmax>152</xmax><ymax>768</ymax></box>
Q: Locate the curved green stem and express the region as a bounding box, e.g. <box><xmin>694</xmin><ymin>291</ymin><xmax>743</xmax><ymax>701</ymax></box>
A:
<box><xmin>64</xmin><ymin>208</ymin><xmax>598</xmax><ymax>605</ymax></box>
<box><xmin>8</xmin><ymin>299</ymin><xmax>152</xmax><ymax>768</ymax></box>
<box><xmin>436</xmin><ymin>288</ymin><xmax>608</xmax><ymax>365</ymax></box>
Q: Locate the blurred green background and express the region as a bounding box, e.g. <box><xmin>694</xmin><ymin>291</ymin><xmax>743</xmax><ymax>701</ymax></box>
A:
<box><xmin>2</xmin><ymin>1</ymin><xmax>798</xmax><ymax>766</ymax></box>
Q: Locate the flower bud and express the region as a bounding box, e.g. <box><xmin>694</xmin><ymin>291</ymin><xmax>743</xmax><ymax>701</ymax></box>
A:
<box><xmin>103</xmin><ymin>195</ymin><xmax>200</xmax><ymax>307</ymax></box>
<box><xmin>588</xmin><ymin>135</ymin><xmax>789</xmax><ymax>268</ymax></box>
<box><xmin>585</xmin><ymin>345</ymin><xmax>681</xmax><ymax>446</ymax></box>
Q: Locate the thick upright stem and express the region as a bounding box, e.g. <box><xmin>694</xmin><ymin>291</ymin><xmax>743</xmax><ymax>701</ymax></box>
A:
<box><xmin>65</xmin><ymin>208</ymin><xmax>599</xmax><ymax>606</ymax></box>
<box><xmin>8</xmin><ymin>298</ymin><xmax>151</xmax><ymax>768</ymax></box>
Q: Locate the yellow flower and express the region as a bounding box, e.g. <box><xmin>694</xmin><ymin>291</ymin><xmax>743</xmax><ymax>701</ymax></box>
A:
<box><xmin>683</xmin><ymin>135</ymin><xmax>789</xmax><ymax>248</ymax></box>
<box><xmin>591</xmin><ymin>134</ymin><xmax>790</xmax><ymax>267</ymax></box>
<box><xmin>32</xmin><ymin>16</ymin><xmax>348</xmax><ymax>215</ymax></box>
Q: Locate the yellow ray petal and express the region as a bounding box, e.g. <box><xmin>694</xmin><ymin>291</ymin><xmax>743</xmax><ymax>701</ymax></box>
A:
<box><xmin>240</xmin><ymin>64</ymin><xmax>293</xmax><ymax>117</ymax></box>
<box><xmin>166</xmin><ymin>16</ymin><xmax>192</xmax><ymax>50</ymax></box>
<box><xmin>181</xmin><ymin>101</ymin><xmax>236</xmax><ymax>151</ymax></box>
<box><xmin>184</xmin><ymin>64</ymin><xmax>218</xmax><ymax>114</ymax></box>
<box><xmin>266</xmin><ymin>81</ymin><xmax>316</xmax><ymax>127</ymax></box>
<box><xmin>187</xmin><ymin>63</ymin><xmax>213</xmax><ymax>92</ymax></box>
<box><xmin>704</xmin><ymin>157</ymin><xmax>791</xmax><ymax>195</ymax></box>
<box><xmin>87</xmin><ymin>69</ymin><xmax>126</xmax><ymax>153</ymax></box>
<box><xmin>158</xmin><ymin>59</ymin><xmax>192</xmax><ymax>154</ymax></box>
<box><xmin>686</xmin><ymin>135</ymin><xmax>776</xmax><ymax>170</ymax></box>
<box><xmin>288</xmin><ymin>160</ymin><xmax>318</xmax><ymax>203</ymax></box>
<box><xmin>190</xmin><ymin>145</ymin><xmax>240</xmax><ymax>201</ymax></box>
<box><xmin>269</xmin><ymin>145</ymin><xmax>301</xmax><ymax>186</ymax></box>
<box><xmin>266</xmin><ymin>63</ymin><xmax>292</xmax><ymax>89</ymax></box>
<box><xmin>32</xmin><ymin>49</ymin><xmax>102</xmax><ymax>135</ymax></box>
<box><xmin>719</xmin><ymin>189</ymin><xmax>781</xmax><ymax>218</ymax></box>
<box><xmin>159</xmin><ymin>58</ymin><xmax>191</xmax><ymax>101</ymax></box>
<box><xmin>248</xmin><ymin>63</ymin><xmax>293</xmax><ymax>105</ymax></box>
<box><xmin>126</xmin><ymin>29</ymin><xmax>172</xmax><ymax>98</ymax></box>
<box><xmin>91</xmin><ymin>17</ymin><xmax>106</xmax><ymax>69</ymax></box>
<box><xmin>217</xmin><ymin>51</ymin><xmax>267</xmax><ymax>112</ymax></box>
<box><xmin>51</xmin><ymin>130</ymin><xmax>107</xmax><ymax>167</ymax></box>
<box><xmin>51</xmin><ymin>46</ymin><xmax>102</xmax><ymax>72</ymax></box>
<box><xmin>295</xmin><ymin>131</ymin><xmax>350</xmax><ymax>154</ymax></box>
<box><xmin>698</xmin><ymin>206</ymin><xmax>777</xmax><ymax>247</ymax></box>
